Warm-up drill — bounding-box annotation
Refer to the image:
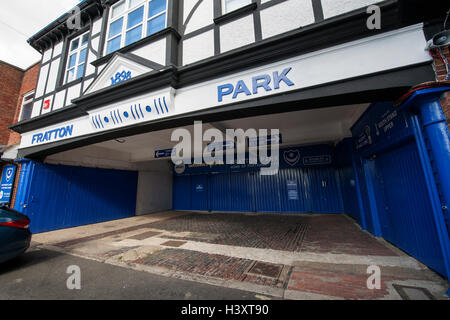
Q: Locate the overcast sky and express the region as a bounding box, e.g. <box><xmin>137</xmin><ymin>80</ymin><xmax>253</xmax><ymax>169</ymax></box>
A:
<box><xmin>0</xmin><ymin>0</ymin><xmax>81</xmax><ymax>69</ymax></box>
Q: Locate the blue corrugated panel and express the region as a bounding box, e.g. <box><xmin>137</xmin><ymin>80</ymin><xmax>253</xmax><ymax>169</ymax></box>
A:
<box><xmin>253</xmin><ymin>173</ymin><xmax>281</xmax><ymax>212</ymax></box>
<box><xmin>306</xmin><ymin>167</ymin><xmax>342</xmax><ymax>213</ymax></box>
<box><xmin>14</xmin><ymin>161</ymin><xmax>138</xmax><ymax>234</ymax></box>
<box><xmin>370</xmin><ymin>141</ymin><xmax>445</xmax><ymax>276</ymax></box>
<box><xmin>172</xmin><ymin>175</ymin><xmax>191</xmax><ymax>210</ymax></box>
<box><xmin>278</xmin><ymin>168</ymin><xmax>308</xmax><ymax>213</ymax></box>
<box><xmin>230</xmin><ymin>172</ymin><xmax>254</xmax><ymax>212</ymax></box>
<box><xmin>338</xmin><ymin>166</ymin><xmax>361</xmax><ymax>223</ymax></box>
<box><xmin>210</xmin><ymin>173</ymin><xmax>231</xmax><ymax>211</ymax></box>
<box><xmin>353</xmin><ymin>156</ymin><xmax>375</xmax><ymax>234</ymax></box>
<box><xmin>190</xmin><ymin>175</ymin><xmax>209</xmax><ymax>211</ymax></box>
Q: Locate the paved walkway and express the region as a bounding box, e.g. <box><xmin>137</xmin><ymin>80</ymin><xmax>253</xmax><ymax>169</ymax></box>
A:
<box><xmin>32</xmin><ymin>211</ymin><xmax>450</xmax><ymax>300</ymax></box>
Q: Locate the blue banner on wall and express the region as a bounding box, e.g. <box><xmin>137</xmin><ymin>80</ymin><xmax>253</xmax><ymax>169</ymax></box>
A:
<box><xmin>174</xmin><ymin>145</ymin><xmax>335</xmax><ymax>175</ymax></box>
<box><xmin>0</xmin><ymin>165</ymin><xmax>16</xmax><ymax>205</ymax></box>
<box><xmin>351</xmin><ymin>102</ymin><xmax>413</xmax><ymax>156</ymax></box>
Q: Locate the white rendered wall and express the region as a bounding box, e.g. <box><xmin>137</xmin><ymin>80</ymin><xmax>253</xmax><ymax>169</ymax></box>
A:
<box><xmin>183</xmin><ymin>30</ymin><xmax>215</xmax><ymax>65</ymax></box>
<box><xmin>183</xmin><ymin>0</ymin><xmax>214</xmax><ymax>34</ymax></box>
<box><xmin>220</xmin><ymin>15</ymin><xmax>255</xmax><ymax>53</ymax></box>
<box><xmin>135</xmin><ymin>161</ymin><xmax>173</xmax><ymax>215</ymax></box>
<box><xmin>130</xmin><ymin>38</ymin><xmax>166</xmax><ymax>65</ymax></box>
<box><xmin>321</xmin><ymin>0</ymin><xmax>381</xmax><ymax>19</ymax></box>
<box><xmin>260</xmin><ymin>0</ymin><xmax>315</xmax><ymax>40</ymax></box>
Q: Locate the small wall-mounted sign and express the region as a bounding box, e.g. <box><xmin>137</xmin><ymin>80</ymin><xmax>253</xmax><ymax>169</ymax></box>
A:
<box><xmin>287</xmin><ymin>180</ymin><xmax>299</xmax><ymax>201</ymax></box>
<box><xmin>155</xmin><ymin>148</ymin><xmax>176</xmax><ymax>159</ymax></box>
<box><xmin>303</xmin><ymin>155</ymin><xmax>332</xmax><ymax>166</ymax></box>
<box><xmin>43</xmin><ymin>98</ymin><xmax>51</xmax><ymax>110</ymax></box>
<box><xmin>0</xmin><ymin>165</ymin><xmax>16</xmax><ymax>205</ymax></box>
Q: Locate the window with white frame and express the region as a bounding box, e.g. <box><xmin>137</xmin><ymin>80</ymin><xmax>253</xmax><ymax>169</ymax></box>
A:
<box><xmin>19</xmin><ymin>91</ymin><xmax>35</xmax><ymax>122</ymax></box>
<box><xmin>223</xmin><ymin>0</ymin><xmax>251</xmax><ymax>13</ymax></box>
<box><xmin>106</xmin><ymin>0</ymin><xmax>168</xmax><ymax>55</ymax></box>
<box><xmin>65</xmin><ymin>32</ymin><xmax>89</xmax><ymax>83</ymax></box>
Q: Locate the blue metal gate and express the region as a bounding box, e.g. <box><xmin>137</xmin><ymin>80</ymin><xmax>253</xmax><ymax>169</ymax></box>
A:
<box><xmin>369</xmin><ymin>141</ymin><xmax>446</xmax><ymax>275</ymax></box>
<box><xmin>14</xmin><ymin>161</ymin><xmax>138</xmax><ymax>233</ymax></box>
<box><xmin>172</xmin><ymin>145</ymin><xmax>343</xmax><ymax>214</ymax></box>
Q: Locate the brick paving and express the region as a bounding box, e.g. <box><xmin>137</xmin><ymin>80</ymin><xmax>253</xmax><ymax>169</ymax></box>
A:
<box><xmin>301</xmin><ymin>215</ymin><xmax>399</xmax><ymax>256</ymax></box>
<box><xmin>148</xmin><ymin>213</ymin><xmax>309</xmax><ymax>251</ymax></box>
<box><xmin>134</xmin><ymin>248</ymin><xmax>290</xmax><ymax>289</ymax></box>
<box><xmin>146</xmin><ymin>213</ymin><xmax>397</xmax><ymax>256</ymax></box>
<box><xmin>36</xmin><ymin>212</ymin><xmax>449</xmax><ymax>299</ymax></box>
<box><xmin>287</xmin><ymin>261</ymin><xmax>442</xmax><ymax>300</ymax></box>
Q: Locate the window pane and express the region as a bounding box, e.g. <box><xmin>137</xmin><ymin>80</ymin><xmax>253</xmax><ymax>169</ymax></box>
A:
<box><xmin>21</xmin><ymin>103</ymin><xmax>33</xmax><ymax>121</ymax></box>
<box><xmin>68</xmin><ymin>53</ymin><xmax>77</xmax><ymax>68</ymax></box>
<box><xmin>125</xmin><ymin>25</ymin><xmax>142</xmax><ymax>46</ymax></box>
<box><xmin>226</xmin><ymin>0</ymin><xmax>249</xmax><ymax>13</ymax></box>
<box><xmin>109</xmin><ymin>17</ymin><xmax>124</xmax><ymax>38</ymax></box>
<box><xmin>76</xmin><ymin>64</ymin><xmax>85</xmax><ymax>79</ymax></box>
<box><xmin>111</xmin><ymin>0</ymin><xmax>125</xmax><ymax>18</ymax></box>
<box><xmin>147</xmin><ymin>13</ymin><xmax>166</xmax><ymax>36</ymax></box>
<box><xmin>78</xmin><ymin>48</ymin><xmax>87</xmax><ymax>64</ymax></box>
<box><xmin>66</xmin><ymin>69</ymin><xmax>75</xmax><ymax>83</ymax></box>
<box><xmin>129</xmin><ymin>0</ymin><xmax>144</xmax><ymax>8</ymax></box>
<box><xmin>81</xmin><ymin>33</ymin><xmax>89</xmax><ymax>46</ymax></box>
<box><xmin>106</xmin><ymin>36</ymin><xmax>122</xmax><ymax>54</ymax></box>
<box><xmin>127</xmin><ymin>6</ymin><xmax>144</xmax><ymax>29</ymax></box>
<box><xmin>24</xmin><ymin>94</ymin><xmax>34</xmax><ymax>102</ymax></box>
<box><xmin>148</xmin><ymin>0</ymin><xmax>166</xmax><ymax>17</ymax></box>
<box><xmin>70</xmin><ymin>38</ymin><xmax>79</xmax><ymax>51</ymax></box>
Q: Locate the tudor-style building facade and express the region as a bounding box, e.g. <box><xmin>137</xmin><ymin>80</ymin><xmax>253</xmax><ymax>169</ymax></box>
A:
<box><xmin>12</xmin><ymin>0</ymin><xmax>448</xmax><ymax>127</ymax></box>
<box><xmin>7</xmin><ymin>0</ymin><xmax>450</xmax><ymax>291</ymax></box>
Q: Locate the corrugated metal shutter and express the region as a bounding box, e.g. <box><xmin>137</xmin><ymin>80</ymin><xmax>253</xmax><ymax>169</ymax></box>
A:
<box><xmin>371</xmin><ymin>141</ymin><xmax>446</xmax><ymax>275</ymax></box>
<box><xmin>230</xmin><ymin>172</ymin><xmax>254</xmax><ymax>212</ymax></box>
<box><xmin>14</xmin><ymin>161</ymin><xmax>138</xmax><ymax>234</ymax></box>
<box><xmin>190</xmin><ymin>175</ymin><xmax>209</xmax><ymax>211</ymax></box>
<box><xmin>173</xmin><ymin>175</ymin><xmax>191</xmax><ymax>210</ymax></box>
<box><xmin>210</xmin><ymin>173</ymin><xmax>231</xmax><ymax>212</ymax></box>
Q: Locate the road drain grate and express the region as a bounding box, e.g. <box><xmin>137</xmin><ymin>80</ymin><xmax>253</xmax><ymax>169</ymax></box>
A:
<box><xmin>161</xmin><ymin>240</ymin><xmax>187</xmax><ymax>248</ymax></box>
<box><xmin>246</xmin><ymin>261</ymin><xmax>284</xmax><ymax>279</ymax></box>
<box><xmin>128</xmin><ymin>231</ymin><xmax>162</xmax><ymax>240</ymax></box>
<box><xmin>392</xmin><ymin>284</ymin><xmax>436</xmax><ymax>300</ymax></box>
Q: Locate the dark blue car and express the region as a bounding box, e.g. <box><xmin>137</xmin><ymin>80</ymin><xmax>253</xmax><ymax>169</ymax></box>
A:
<box><xmin>0</xmin><ymin>205</ymin><xmax>31</xmax><ymax>263</ymax></box>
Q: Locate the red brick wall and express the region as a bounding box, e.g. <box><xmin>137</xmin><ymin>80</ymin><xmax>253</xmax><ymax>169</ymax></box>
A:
<box><xmin>7</xmin><ymin>62</ymin><xmax>40</xmax><ymax>146</ymax></box>
<box><xmin>9</xmin><ymin>162</ymin><xmax>21</xmax><ymax>209</ymax></box>
<box><xmin>0</xmin><ymin>62</ymin><xmax>24</xmax><ymax>146</ymax></box>
<box><xmin>431</xmin><ymin>45</ymin><xmax>450</xmax><ymax>128</ymax></box>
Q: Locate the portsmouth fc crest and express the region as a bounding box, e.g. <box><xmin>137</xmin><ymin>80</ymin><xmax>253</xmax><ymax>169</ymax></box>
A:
<box><xmin>5</xmin><ymin>168</ymin><xmax>13</xmax><ymax>182</ymax></box>
<box><xmin>284</xmin><ymin>150</ymin><xmax>301</xmax><ymax>167</ymax></box>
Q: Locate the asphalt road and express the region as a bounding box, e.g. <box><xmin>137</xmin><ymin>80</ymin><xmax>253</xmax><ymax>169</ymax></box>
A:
<box><xmin>0</xmin><ymin>247</ymin><xmax>262</xmax><ymax>300</ymax></box>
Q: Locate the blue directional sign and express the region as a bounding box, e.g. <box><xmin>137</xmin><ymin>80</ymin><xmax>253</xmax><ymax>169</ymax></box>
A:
<box><xmin>155</xmin><ymin>148</ymin><xmax>175</xmax><ymax>159</ymax></box>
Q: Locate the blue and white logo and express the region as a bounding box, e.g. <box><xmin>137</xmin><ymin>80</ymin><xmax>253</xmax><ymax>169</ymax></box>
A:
<box><xmin>284</xmin><ymin>150</ymin><xmax>301</xmax><ymax>167</ymax></box>
<box><xmin>175</xmin><ymin>163</ymin><xmax>186</xmax><ymax>174</ymax></box>
<box><xmin>5</xmin><ymin>168</ymin><xmax>13</xmax><ymax>182</ymax></box>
